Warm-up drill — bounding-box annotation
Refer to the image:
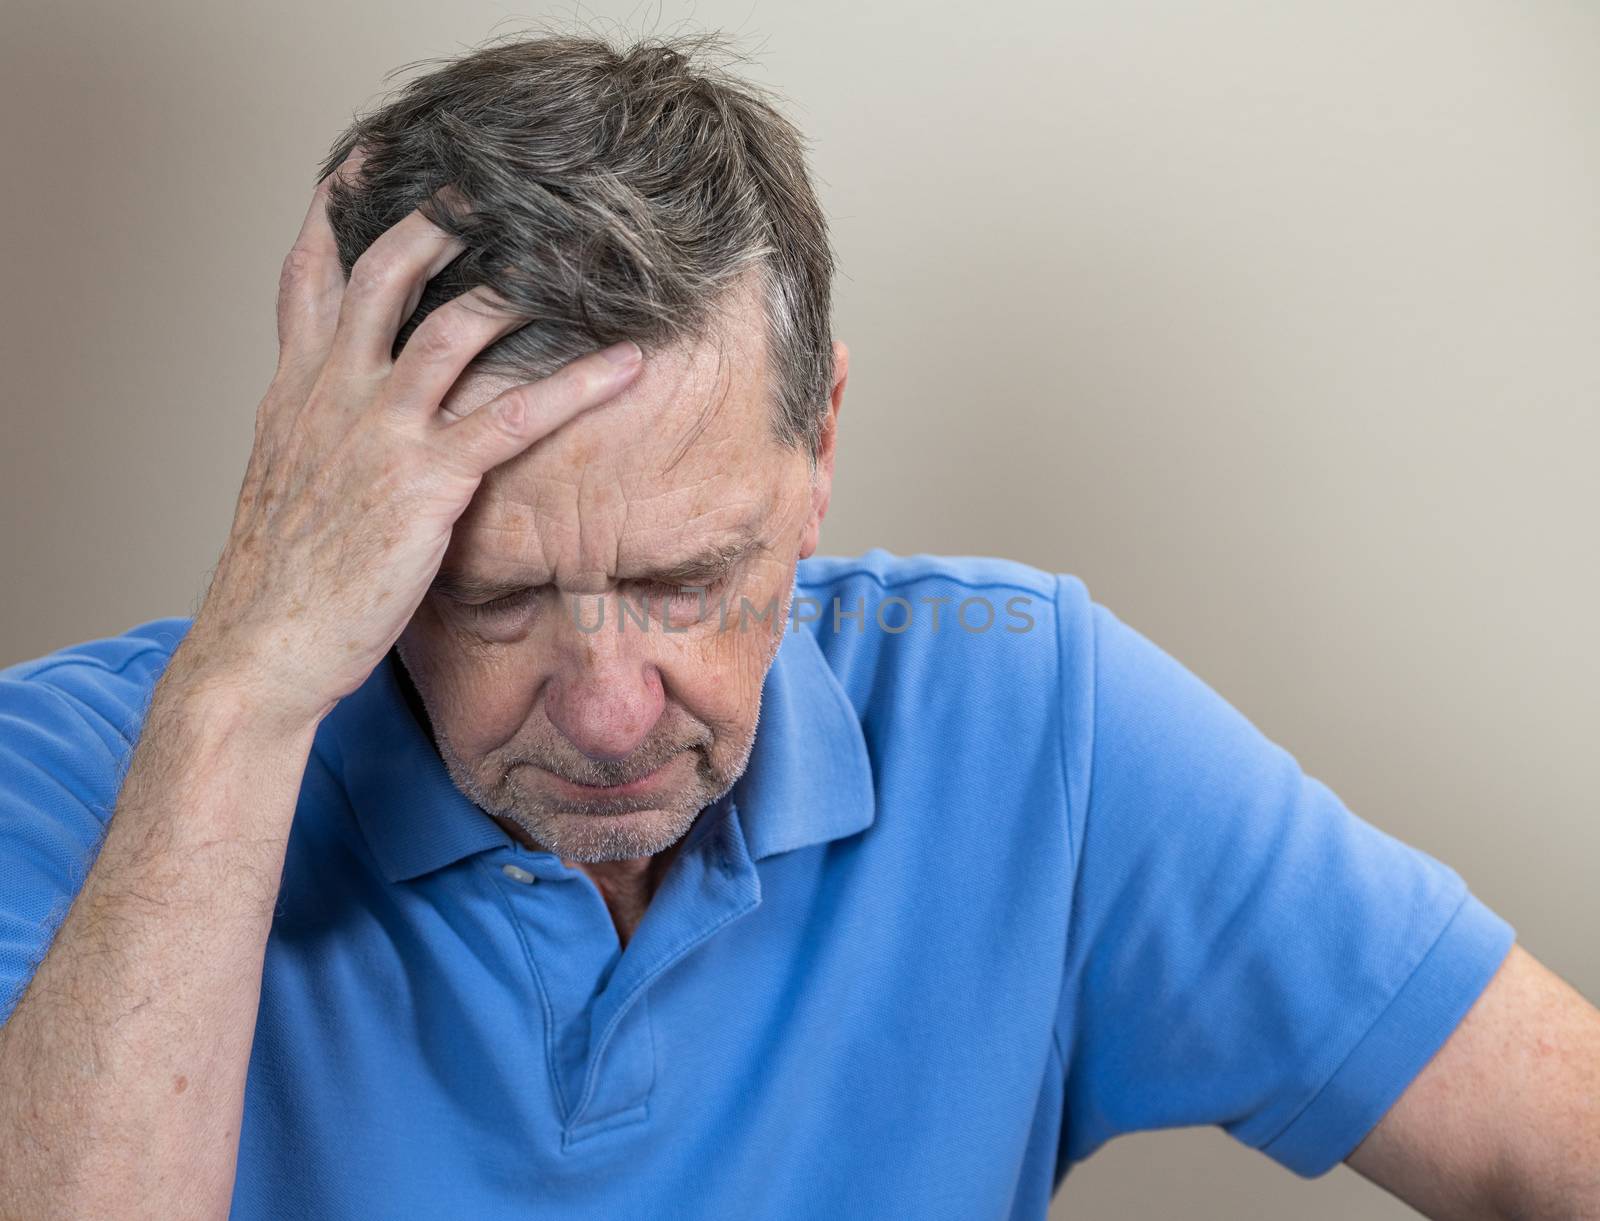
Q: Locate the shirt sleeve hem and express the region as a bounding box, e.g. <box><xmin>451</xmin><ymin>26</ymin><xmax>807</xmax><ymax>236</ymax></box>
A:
<box><xmin>1258</xmin><ymin>890</ymin><xmax>1516</xmax><ymax>1178</ymax></box>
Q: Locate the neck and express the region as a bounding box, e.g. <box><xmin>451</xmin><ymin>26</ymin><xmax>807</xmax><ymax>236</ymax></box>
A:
<box><xmin>571</xmin><ymin>842</ymin><xmax>685</xmax><ymax>948</ymax></box>
<box><xmin>496</xmin><ymin>811</ymin><xmax>685</xmax><ymax>948</ymax></box>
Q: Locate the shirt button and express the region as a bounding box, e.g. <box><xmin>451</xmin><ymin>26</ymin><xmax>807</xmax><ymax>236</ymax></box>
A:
<box><xmin>500</xmin><ymin>863</ymin><xmax>537</xmax><ymax>885</ymax></box>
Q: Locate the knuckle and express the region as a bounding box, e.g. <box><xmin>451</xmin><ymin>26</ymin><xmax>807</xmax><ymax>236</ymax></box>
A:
<box><xmin>407</xmin><ymin>314</ymin><xmax>464</xmax><ymax>362</ymax></box>
<box><xmin>492</xmin><ymin>390</ymin><xmax>528</xmax><ymax>432</ymax></box>
<box><xmin>346</xmin><ymin>249</ymin><xmax>399</xmax><ymax>299</ymax></box>
<box><xmin>574</xmin><ymin>366</ymin><xmax>615</xmax><ymax>402</ymax></box>
<box><xmin>558</xmin><ymin>366</ymin><xmax>590</xmax><ymax>401</ymax></box>
<box><xmin>252</xmin><ymin>395</ymin><xmax>276</xmax><ymax>435</ymax></box>
<box><xmin>278</xmin><ymin>246</ymin><xmax>320</xmax><ymax>297</ymax></box>
<box><xmin>254</xmin><ymin>383</ymin><xmax>296</xmax><ymax>429</ymax></box>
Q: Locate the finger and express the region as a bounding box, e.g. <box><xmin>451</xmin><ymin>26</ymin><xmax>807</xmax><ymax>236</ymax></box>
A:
<box><xmin>326</xmin><ymin>187</ymin><xmax>471</xmax><ymax>374</ymax></box>
<box><xmin>436</xmin><ymin>341</ymin><xmax>644</xmax><ymax>478</ymax></box>
<box><xmin>276</xmin><ymin>143</ymin><xmax>367</xmax><ymax>365</ymax></box>
<box><xmin>295</xmin><ymin>141</ymin><xmax>366</xmax><ymax>260</ymax></box>
<box><xmin>385</xmin><ymin>285</ymin><xmax>537</xmax><ymax>416</ymax></box>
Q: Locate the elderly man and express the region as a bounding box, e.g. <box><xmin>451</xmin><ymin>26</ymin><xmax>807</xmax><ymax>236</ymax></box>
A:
<box><xmin>0</xmin><ymin>30</ymin><xmax>1595</xmax><ymax>1221</ymax></box>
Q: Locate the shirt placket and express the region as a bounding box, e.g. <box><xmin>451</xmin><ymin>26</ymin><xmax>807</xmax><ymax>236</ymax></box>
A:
<box><xmin>481</xmin><ymin>800</ymin><xmax>762</xmax><ymax>1149</ymax></box>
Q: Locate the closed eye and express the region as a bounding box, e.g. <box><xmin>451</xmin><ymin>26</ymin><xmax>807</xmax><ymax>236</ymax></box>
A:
<box><xmin>440</xmin><ymin>568</ymin><xmax>733</xmax><ymax>624</ymax></box>
<box><xmin>626</xmin><ymin>576</ymin><xmax>723</xmax><ymax>602</ymax></box>
<box><xmin>452</xmin><ymin>587</ymin><xmax>541</xmax><ymax>619</ymax></box>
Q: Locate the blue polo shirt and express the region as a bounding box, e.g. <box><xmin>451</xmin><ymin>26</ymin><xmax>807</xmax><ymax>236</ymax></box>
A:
<box><xmin>0</xmin><ymin>549</ymin><xmax>1514</xmax><ymax>1218</ymax></box>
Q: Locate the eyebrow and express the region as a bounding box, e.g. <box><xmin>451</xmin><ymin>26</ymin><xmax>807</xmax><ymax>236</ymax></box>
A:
<box><xmin>645</xmin><ymin>534</ymin><xmax>761</xmax><ymax>585</ymax></box>
<box><xmin>429</xmin><ymin>530</ymin><xmax>763</xmax><ymax>601</ymax></box>
<box><xmin>427</xmin><ymin>572</ymin><xmax>535</xmax><ymax>602</ymax></box>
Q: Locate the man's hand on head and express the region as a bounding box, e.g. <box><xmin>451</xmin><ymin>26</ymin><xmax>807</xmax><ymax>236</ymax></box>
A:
<box><xmin>176</xmin><ymin>144</ymin><xmax>644</xmax><ymax>736</ymax></box>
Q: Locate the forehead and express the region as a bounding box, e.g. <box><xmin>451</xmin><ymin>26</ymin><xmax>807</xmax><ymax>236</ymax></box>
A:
<box><xmin>439</xmin><ymin>309</ymin><xmax>798</xmax><ymax>582</ymax></box>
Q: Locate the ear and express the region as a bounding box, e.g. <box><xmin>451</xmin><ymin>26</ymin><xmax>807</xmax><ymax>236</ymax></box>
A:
<box><xmin>799</xmin><ymin>340</ymin><xmax>848</xmax><ymax>560</ymax></box>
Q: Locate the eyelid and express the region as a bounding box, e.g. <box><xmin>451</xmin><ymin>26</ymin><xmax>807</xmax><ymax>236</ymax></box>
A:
<box><xmin>631</xmin><ymin>573</ymin><xmax>727</xmax><ymax>595</ymax></box>
<box><xmin>452</xmin><ymin>587</ymin><xmax>540</xmax><ymax>616</ymax></box>
<box><xmin>447</xmin><ymin>570</ymin><xmax>730</xmax><ymax>616</ymax></box>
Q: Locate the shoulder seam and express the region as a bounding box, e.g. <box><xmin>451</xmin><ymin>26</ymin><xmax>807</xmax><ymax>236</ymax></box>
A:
<box><xmin>8</xmin><ymin>640</ymin><xmax>175</xmax><ymax>684</ymax></box>
<box><xmin>795</xmin><ymin>565</ymin><xmax>1052</xmax><ymax>600</ymax></box>
<box><xmin>1052</xmin><ymin>572</ymin><xmax>1092</xmax><ymax>1078</ymax></box>
<box><xmin>1058</xmin><ymin>579</ymin><xmax>1102</xmax><ymax>988</ymax></box>
<box><xmin>2</xmin><ymin>645</ymin><xmax>172</xmax><ymax>753</ymax></box>
<box><xmin>0</xmin><ymin>677</ymin><xmax>136</xmax><ymax>771</ymax></box>
<box><xmin>1054</xmin><ymin>574</ymin><xmax>1079</xmax><ymax>884</ymax></box>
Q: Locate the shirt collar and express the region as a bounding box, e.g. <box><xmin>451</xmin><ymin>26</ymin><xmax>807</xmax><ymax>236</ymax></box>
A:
<box><xmin>731</xmin><ymin>621</ymin><xmax>876</xmax><ymax>861</ymax></box>
<box><xmin>320</xmin><ymin>620</ymin><xmax>875</xmax><ymax>883</ymax></box>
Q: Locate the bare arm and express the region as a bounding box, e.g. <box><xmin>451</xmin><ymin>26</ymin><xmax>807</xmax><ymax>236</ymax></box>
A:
<box><xmin>0</xmin><ymin>668</ymin><xmax>318</xmax><ymax>1219</ymax></box>
<box><xmin>0</xmin><ymin>145</ymin><xmax>643</xmax><ymax>1220</ymax></box>
<box><xmin>1346</xmin><ymin>943</ymin><xmax>1600</xmax><ymax>1220</ymax></box>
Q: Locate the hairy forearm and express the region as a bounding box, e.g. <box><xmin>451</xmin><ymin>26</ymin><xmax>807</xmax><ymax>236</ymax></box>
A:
<box><xmin>0</xmin><ymin>650</ymin><xmax>318</xmax><ymax>1220</ymax></box>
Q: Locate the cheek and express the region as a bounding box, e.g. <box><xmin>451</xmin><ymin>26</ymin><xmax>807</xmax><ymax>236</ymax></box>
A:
<box><xmin>665</xmin><ymin>564</ymin><xmax>792</xmax><ymax>729</ymax></box>
<box><xmin>400</xmin><ymin>620</ymin><xmax>543</xmax><ymax>756</ymax></box>
<box><xmin>661</xmin><ymin>646</ymin><xmax>766</xmax><ymax>747</ymax></box>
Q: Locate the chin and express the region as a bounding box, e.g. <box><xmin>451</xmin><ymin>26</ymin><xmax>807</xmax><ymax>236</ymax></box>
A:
<box><xmin>437</xmin><ymin>725</ymin><xmax>758</xmax><ymax>864</ymax></box>
<box><xmin>501</xmin><ymin>802</ymin><xmax>702</xmax><ymax>863</ymax></box>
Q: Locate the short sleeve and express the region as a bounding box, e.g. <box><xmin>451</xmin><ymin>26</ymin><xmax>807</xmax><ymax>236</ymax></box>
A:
<box><xmin>0</xmin><ymin>626</ymin><xmax>183</xmax><ymax>1026</ymax></box>
<box><xmin>1055</xmin><ymin>590</ymin><xmax>1516</xmax><ymax>1178</ymax></box>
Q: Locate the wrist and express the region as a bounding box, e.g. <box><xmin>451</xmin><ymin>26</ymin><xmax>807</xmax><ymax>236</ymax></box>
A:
<box><xmin>109</xmin><ymin>642</ymin><xmax>323</xmax><ymax>864</ymax></box>
<box><xmin>157</xmin><ymin>634</ymin><xmax>330</xmax><ymax>749</ymax></box>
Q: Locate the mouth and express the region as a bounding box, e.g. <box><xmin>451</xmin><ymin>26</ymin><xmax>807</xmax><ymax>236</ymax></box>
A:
<box><xmin>542</xmin><ymin>754</ymin><xmax>680</xmax><ymax>802</ymax></box>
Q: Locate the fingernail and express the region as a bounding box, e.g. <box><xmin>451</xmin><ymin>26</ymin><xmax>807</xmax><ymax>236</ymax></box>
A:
<box><xmin>600</xmin><ymin>340</ymin><xmax>641</xmax><ymax>367</ymax></box>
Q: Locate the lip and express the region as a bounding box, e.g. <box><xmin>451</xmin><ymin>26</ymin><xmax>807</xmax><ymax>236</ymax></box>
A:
<box><xmin>545</xmin><ymin>756</ymin><xmax>676</xmax><ymax>800</ymax></box>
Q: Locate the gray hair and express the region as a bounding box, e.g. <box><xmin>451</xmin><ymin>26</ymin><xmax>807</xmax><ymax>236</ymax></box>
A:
<box><xmin>316</xmin><ymin>28</ymin><xmax>837</xmax><ymax>461</ymax></box>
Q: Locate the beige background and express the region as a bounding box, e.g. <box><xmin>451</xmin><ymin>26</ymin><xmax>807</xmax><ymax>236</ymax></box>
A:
<box><xmin>2</xmin><ymin>1</ymin><xmax>1595</xmax><ymax>1215</ymax></box>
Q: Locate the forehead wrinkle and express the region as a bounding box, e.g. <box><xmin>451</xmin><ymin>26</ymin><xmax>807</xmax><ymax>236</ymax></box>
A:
<box><xmin>462</xmin><ymin>499</ymin><xmax>546</xmax><ymax>573</ymax></box>
<box><xmin>616</xmin><ymin>496</ymin><xmax>765</xmax><ymax>566</ymax></box>
<box><xmin>458</xmin><ymin>474</ymin><xmax>580</xmax><ymax>585</ymax></box>
<box><xmin>442</xmin><ymin>490</ymin><xmax>775</xmax><ymax>593</ymax></box>
<box><xmin>463</xmin><ymin>327</ymin><xmax>779</xmax><ymax>589</ymax></box>
<box><xmin>568</xmin><ymin>456</ymin><xmax>633</xmax><ymax>586</ymax></box>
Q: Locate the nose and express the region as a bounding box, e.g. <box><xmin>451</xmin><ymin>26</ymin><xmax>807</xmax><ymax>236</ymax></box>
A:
<box><xmin>543</xmin><ymin>625</ymin><xmax>667</xmax><ymax>764</ymax></box>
